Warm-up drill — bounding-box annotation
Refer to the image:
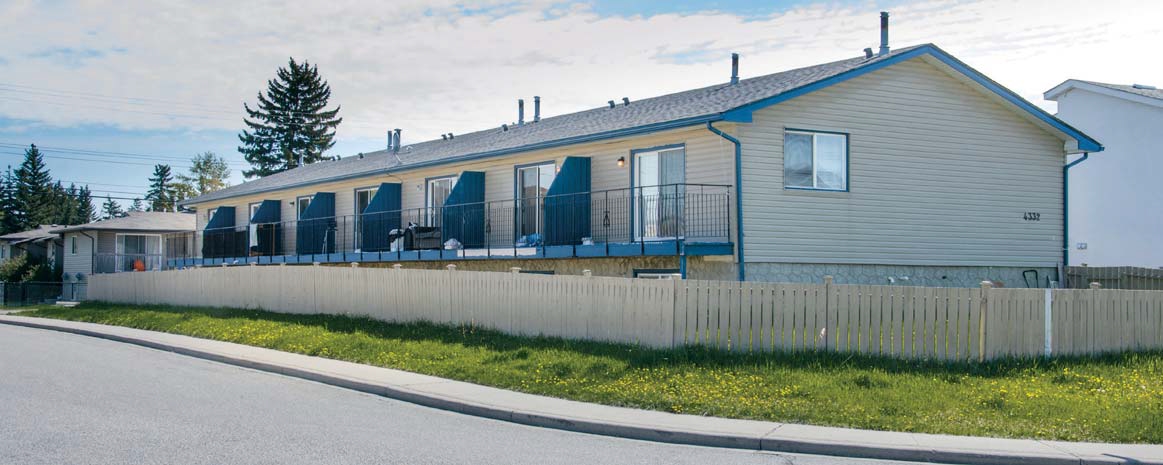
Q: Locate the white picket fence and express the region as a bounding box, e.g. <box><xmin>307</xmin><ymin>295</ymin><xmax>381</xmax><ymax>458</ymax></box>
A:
<box><xmin>88</xmin><ymin>265</ymin><xmax>1163</xmax><ymax>361</ymax></box>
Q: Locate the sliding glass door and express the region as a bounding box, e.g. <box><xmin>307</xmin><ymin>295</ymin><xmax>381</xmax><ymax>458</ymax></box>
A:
<box><xmin>634</xmin><ymin>147</ymin><xmax>685</xmax><ymax>240</ymax></box>
<box><xmin>516</xmin><ymin>162</ymin><xmax>555</xmax><ymax>239</ymax></box>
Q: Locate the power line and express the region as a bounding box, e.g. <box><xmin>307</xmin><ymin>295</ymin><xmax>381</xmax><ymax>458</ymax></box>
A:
<box><xmin>0</xmin><ymin>150</ymin><xmax>196</xmax><ymax>169</ymax></box>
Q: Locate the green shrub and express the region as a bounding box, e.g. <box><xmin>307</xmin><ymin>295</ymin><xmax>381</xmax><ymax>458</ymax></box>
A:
<box><xmin>0</xmin><ymin>253</ymin><xmax>30</xmax><ymax>282</ymax></box>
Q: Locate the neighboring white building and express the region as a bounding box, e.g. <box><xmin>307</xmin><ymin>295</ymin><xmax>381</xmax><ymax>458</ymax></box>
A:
<box><xmin>1045</xmin><ymin>80</ymin><xmax>1163</xmax><ymax>267</ymax></box>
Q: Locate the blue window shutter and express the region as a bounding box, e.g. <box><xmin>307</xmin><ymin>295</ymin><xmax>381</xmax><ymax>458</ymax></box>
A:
<box><xmin>202</xmin><ymin>206</ymin><xmax>244</xmax><ymax>259</ymax></box>
<box><xmin>543</xmin><ymin>157</ymin><xmax>591</xmax><ymax>246</ymax></box>
<box><xmin>296</xmin><ymin>192</ymin><xmax>336</xmax><ymax>255</ymax></box>
<box><xmin>442</xmin><ymin>171</ymin><xmax>485</xmax><ymax>248</ymax></box>
<box><xmin>250</xmin><ymin>200</ymin><xmax>283</xmax><ymax>256</ymax></box>
<box><xmin>360</xmin><ymin>183</ymin><xmax>402</xmax><ymax>252</ymax></box>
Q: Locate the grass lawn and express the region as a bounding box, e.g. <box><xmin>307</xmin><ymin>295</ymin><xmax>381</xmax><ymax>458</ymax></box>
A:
<box><xmin>20</xmin><ymin>302</ymin><xmax>1163</xmax><ymax>444</ymax></box>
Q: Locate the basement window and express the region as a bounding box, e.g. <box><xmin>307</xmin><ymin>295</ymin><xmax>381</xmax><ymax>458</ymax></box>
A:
<box><xmin>784</xmin><ymin>130</ymin><xmax>848</xmax><ymax>191</ymax></box>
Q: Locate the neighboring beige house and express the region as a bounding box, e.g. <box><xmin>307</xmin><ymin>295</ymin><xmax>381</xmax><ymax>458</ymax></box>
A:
<box><xmin>0</xmin><ymin>225</ymin><xmax>65</xmax><ymax>271</ymax></box>
<box><xmin>176</xmin><ymin>27</ymin><xmax>1101</xmax><ymax>287</ymax></box>
<box><xmin>53</xmin><ymin>212</ymin><xmax>195</xmax><ymax>299</ymax></box>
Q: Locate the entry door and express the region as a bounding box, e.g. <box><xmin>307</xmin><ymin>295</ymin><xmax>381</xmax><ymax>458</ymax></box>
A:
<box><xmin>634</xmin><ymin>147</ymin><xmax>685</xmax><ymax>240</ymax></box>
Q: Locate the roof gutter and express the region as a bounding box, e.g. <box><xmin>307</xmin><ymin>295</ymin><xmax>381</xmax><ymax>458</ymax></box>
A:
<box><xmin>179</xmin><ymin>114</ymin><xmax>725</xmax><ymax>208</ymax></box>
<box><xmin>705</xmin><ymin>121</ymin><xmax>745</xmax><ymax>281</ymax></box>
<box><xmin>1063</xmin><ymin>152</ymin><xmax>1089</xmax><ymax>268</ymax></box>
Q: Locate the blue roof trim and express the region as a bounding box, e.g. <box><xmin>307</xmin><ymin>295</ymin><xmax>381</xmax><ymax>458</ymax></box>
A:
<box><xmin>722</xmin><ymin>44</ymin><xmax>1102</xmax><ymax>153</ymax></box>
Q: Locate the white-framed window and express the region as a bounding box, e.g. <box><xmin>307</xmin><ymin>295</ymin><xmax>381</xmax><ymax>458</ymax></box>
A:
<box><xmin>783</xmin><ymin>130</ymin><xmax>848</xmax><ymax>190</ymax></box>
<box><xmin>426</xmin><ymin>176</ymin><xmax>457</xmax><ymax>226</ymax></box>
<box><xmin>634</xmin><ymin>269</ymin><xmax>682</xmax><ymax>280</ymax></box>
<box><xmin>249</xmin><ymin>202</ymin><xmax>262</xmax><ymax>222</ymax></box>
<box><xmin>516</xmin><ymin>162</ymin><xmax>555</xmax><ymax>237</ymax></box>
<box><xmin>296</xmin><ymin>195</ymin><xmax>313</xmax><ymax>219</ymax></box>
<box><xmin>70</xmin><ymin>236</ymin><xmax>77</xmax><ymax>255</ymax></box>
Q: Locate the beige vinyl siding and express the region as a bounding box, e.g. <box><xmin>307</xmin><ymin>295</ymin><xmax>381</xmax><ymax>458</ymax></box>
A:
<box><xmin>190</xmin><ymin>125</ymin><xmax>735</xmax><ymax>250</ymax></box>
<box><xmin>62</xmin><ymin>232</ymin><xmax>95</xmax><ymax>275</ymax></box>
<box><xmin>738</xmin><ymin>57</ymin><xmax>1064</xmax><ymax>267</ymax></box>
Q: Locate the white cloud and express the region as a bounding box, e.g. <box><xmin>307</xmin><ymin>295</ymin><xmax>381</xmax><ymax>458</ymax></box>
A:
<box><xmin>0</xmin><ymin>0</ymin><xmax>1159</xmax><ymax>148</ymax></box>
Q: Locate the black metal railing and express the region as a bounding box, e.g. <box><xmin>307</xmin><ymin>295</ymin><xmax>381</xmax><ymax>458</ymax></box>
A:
<box><xmin>0</xmin><ymin>281</ymin><xmax>62</xmax><ymax>306</ymax></box>
<box><xmin>173</xmin><ymin>183</ymin><xmax>731</xmax><ymax>262</ymax></box>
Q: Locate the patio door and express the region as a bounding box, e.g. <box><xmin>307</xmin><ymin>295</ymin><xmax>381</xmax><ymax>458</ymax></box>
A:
<box><xmin>116</xmin><ymin>234</ymin><xmax>161</xmax><ymax>271</ymax></box>
<box><xmin>516</xmin><ymin>162</ymin><xmax>555</xmax><ymax>240</ymax></box>
<box><xmin>354</xmin><ymin>187</ymin><xmax>378</xmax><ymax>250</ymax></box>
<box><xmin>634</xmin><ymin>147</ymin><xmax>685</xmax><ymax>240</ymax></box>
<box><xmin>426</xmin><ymin>176</ymin><xmax>457</xmax><ymax>227</ymax></box>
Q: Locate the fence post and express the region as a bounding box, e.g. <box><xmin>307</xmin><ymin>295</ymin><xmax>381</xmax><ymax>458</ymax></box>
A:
<box><xmin>392</xmin><ymin>264</ymin><xmax>402</xmax><ymax>270</ymax></box>
<box><xmin>511</xmin><ymin>267</ymin><xmax>521</xmax><ymax>274</ymax></box>
<box><xmin>824</xmin><ymin>275</ymin><xmax>834</xmax><ymax>350</ymax></box>
<box><xmin>351</xmin><ymin>262</ymin><xmax>359</xmax><ymax>268</ymax></box>
<box><xmin>446</xmin><ymin>264</ymin><xmax>457</xmax><ymax>271</ymax></box>
<box><xmin>1044</xmin><ymin>288</ymin><xmax>1053</xmax><ymax>357</ymax></box>
<box><xmin>582</xmin><ymin>269</ymin><xmax>592</xmax><ymax>277</ymax></box>
<box><xmin>979</xmin><ymin>281</ymin><xmax>992</xmax><ymax>362</ymax></box>
<box><xmin>1089</xmin><ymin>282</ymin><xmax>1101</xmax><ymax>290</ymax></box>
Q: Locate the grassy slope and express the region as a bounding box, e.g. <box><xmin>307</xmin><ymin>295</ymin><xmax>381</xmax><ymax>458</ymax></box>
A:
<box><xmin>23</xmin><ymin>303</ymin><xmax>1163</xmax><ymax>443</ymax></box>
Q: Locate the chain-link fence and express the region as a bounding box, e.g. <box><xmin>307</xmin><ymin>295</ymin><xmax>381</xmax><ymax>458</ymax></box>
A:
<box><xmin>0</xmin><ymin>281</ymin><xmax>62</xmax><ymax>306</ymax></box>
<box><xmin>1065</xmin><ymin>266</ymin><xmax>1163</xmax><ymax>290</ymax></box>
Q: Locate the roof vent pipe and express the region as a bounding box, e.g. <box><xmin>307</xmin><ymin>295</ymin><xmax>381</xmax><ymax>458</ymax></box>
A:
<box><xmin>622</xmin><ymin>97</ymin><xmax>630</xmax><ymax>106</ymax></box>
<box><xmin>607</xmin><ymin>100</ymin><xmax>615</xmax><ymax>109</ymax></box>
<box><xmin>533</xmin><ymin>96</ymin><xmax>541</xmax><ymax>122</ymax></box>
<box><xmin>448</xmin><ymin>132</ymin><xmax>454</xmax><ymax>139</ymax></box>
<box><xmin>878</xmin><ymin>11</ymin><xmax>890</xmax><ymax>56</ymax></box>
<box><xmin>864</xmin><ymin>47</ymin><xmax>873</xmax><ymax>59</ymax></box>
<box><xmin>386</xmin><ymin>130</ymin><xmax>394</xmax><ymax>151</ymax></box>
<box><xmin>730</xmin><ymin>53</ymin><xmax>739</xmax><ymax>84</ymax></box>
<box><xmin>518</xmin><ymin>99</ymin><xmax>525</xmax><ymax>126</ymax></box>
<box><xmin>393</xmin><ymin>128</ymin><xmax>401</xmax><ymax>153</ymax></box>
<box><xmin>441</xmin><ymin>134</ymin><xmax>447</xmax><ymax>141</ymax></box>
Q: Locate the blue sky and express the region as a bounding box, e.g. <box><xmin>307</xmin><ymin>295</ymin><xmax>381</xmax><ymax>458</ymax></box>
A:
<box><xmin>0</xmin><ymin>0</ymin><xmax>1158</xmax><ymax>208</ymax></box>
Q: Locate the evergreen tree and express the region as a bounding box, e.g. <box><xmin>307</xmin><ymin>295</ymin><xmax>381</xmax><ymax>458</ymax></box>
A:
<box><xmin>129</xmin><ymin>198</ymin><xmax>144</xmax><ymax>212</ymax></box>
<box><xmin>14</xmin><ymin>144</ymin><xmax>54</xmax><ymax>229</ymax></box>
<box><xmin>101</xmin><ymin>195</ymin><xmax>125</xmax><ymax>219</ymax></box>
<box><xmin>76</xmin><ymin>186</ymin><xmax>96</xmax><ymax>223</ymax></box>
<box><xmin>0</xmin><ymin>166</ymin><xmax>18</xmax><ymax>235</ymax></box>
<box><xmin>145</xmin><ymin>164</ymin><xmax>176</xmax><ymax>212</ymax></box>
<box><xmin>177</xmin><ymin>151</ymin><xmax>231</xmax><ymax>195</ymax></box>
<box><xmin>238</xmin><ymin>57</ymin><xmax>342</xmax><ymax>178</ymax></box>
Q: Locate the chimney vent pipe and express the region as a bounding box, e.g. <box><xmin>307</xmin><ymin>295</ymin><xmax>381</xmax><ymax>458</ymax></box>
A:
<box><xmin>533</xmin><ymin>96</ymin><xmax>541</xmax><ymax>122</ymax></box>
<box><xmin>730</xmin><ymin>53</ymin><xmax>739</xmax><ymax>84</ymax></box>
<box><xmin>879</xmin><ymin>12</ymin><xmax>890</xmax><ymax>56</ymax></box>
<box><xmin>518</xmin><ymin>99</ymin><xmax>525</xmax><ymax>126</ymax></box>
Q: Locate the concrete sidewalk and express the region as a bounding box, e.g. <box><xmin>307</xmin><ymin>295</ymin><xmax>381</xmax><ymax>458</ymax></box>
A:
<box><xmin>1</xmin><ymin>315</ymin><xmax>1159</xmax><ymax>465</ymax></box>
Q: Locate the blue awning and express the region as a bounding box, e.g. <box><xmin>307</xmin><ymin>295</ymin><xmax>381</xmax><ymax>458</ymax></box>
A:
<box><xmin>205</xmin><ymin>206</ymin><xmax>235</xmax><ymax>230</ymax></box>
<box><xmin>442</xmin><ymin>171</ymin><xmax>485</xmax><ymax>248</ymax></box>
<box><xmin>544</xmin><ymin>156</ymin><xmax>591</xmax><ymax>246</ymax></box>
<box><xmin>360</xmin><ymin>183</ymin><xmax>402</xmax><ymax>252</ymax></box>
<box><xmin>249</xmin><ymin>199</ymin><xmax>281</xmax><ymax>224</ymax></box>
<box><xmin>296</xmin><ymin>192</ymin><xmax>336</xmax><ymax>255</ymax></box>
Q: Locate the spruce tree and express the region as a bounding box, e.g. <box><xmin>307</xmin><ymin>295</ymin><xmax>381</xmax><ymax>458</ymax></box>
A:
<box><xmin>14</xmin><ymin>144</ymin><xmax>53</xmax><ymax>229</ymax></box>
<box><xmin>0</xmin><ymin>167</ymin><xmax>16</xmax><ymax>234</ymax></box>
<box><xmin>145</xmin><ymin>164</ymin><xmax>176</xmax><ymax>212</ymax></box>
<box><xmin>238</xmin><ymin>57</ymin><xmax>342</xmax><ymax>178</ymax></box>
<box><xmin>76</xmin><ymin>186</ymin><xmax>96</xmax><ymax>223</ymax></box>
<box><xmin>101</xmin><ymin>196</ymin><xmax>125</xmax><ymax>219</ymax></box>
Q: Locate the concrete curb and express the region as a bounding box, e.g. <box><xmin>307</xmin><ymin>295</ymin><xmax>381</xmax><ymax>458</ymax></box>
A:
<box><xmin>2</xmin><ymin>315</ymin><xmax>1160</xmax><ymax>465</ymax></box>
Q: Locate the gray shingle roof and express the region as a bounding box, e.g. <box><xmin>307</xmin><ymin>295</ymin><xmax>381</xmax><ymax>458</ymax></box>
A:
<box><xmin>1080</xmin><ymin>80</ymin><xmax>1163</xmax><ymax>101</ymax></box>
<box><xmin>184</xmin><ymin>45</ymin><xmax>932</xmax><ymax>206</ymax></box>
<box><xmin>51</xmin><ymin>211</ymin><xmax>196</xmax><ymax>234</ymax></box>
<box><xmin>0</xmin><ymin>225</ymin><xmax>64</xmax><ymax>243</ymax></box>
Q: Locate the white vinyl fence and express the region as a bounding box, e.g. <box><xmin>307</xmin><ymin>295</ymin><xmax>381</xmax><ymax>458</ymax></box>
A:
<box><xmin>89</xmin><ymin>265</ymin><xmax>1163</xmax><ymax>361</ymax></box>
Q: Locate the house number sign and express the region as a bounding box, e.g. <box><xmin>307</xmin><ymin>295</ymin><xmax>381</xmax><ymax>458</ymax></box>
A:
<box><xmin>1023</xmin><ymin>212</ymin><xmax>1041</xmax><ymax>221</ymax></box>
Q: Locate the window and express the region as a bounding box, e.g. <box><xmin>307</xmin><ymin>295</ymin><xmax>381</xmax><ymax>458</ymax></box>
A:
<box><xmin>634</xmin><ymin>146</ymin><xmax>685</xmax><ymax>240</ymax></box>
<box><xmin>296</xmin><ymin>195</ymin><xmax>313</xmax><ymax>219</ymax></box>
<box><xmin>249</xmin><ymin>203</ymin><xmax>262</xmax><ymax>221</ymax></box>
<box><xmin>516</xmin><ymin>162</ymin><xmax>555</xmax><ymax>237</ymax></box>
<box><xmin>354</xmin><ymin>187</ymin><xmax>378</xmax><ymax>249</ymax></box>
<box><xmin>634</xmin><ymin>269</ymin><xmax>681</xmax><ymax>279</ymax></box>
<box><xmin>426</xmin><ymin>176</ymin><xmax>457</xmax><ymax>226</ymax></box>
<box><xmin>115</xmin><ymin>234</ymin><xmax>162</xmax><ymax>272</ymax></box>
<box><xmin>70</xmin><ymin>236</ymin><xmax>77</xmax><ymax>255</ymax></box>
<box><xmin>783</xmin><ymin>130</ymin><xmax>848</xmax><ymax>190</ymax></box>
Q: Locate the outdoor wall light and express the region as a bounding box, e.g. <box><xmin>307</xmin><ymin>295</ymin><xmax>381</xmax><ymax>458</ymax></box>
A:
<box><xmin>617</xmin><ymin>156</ymin><xmax>625</xmax><ymax>167</ymax></box>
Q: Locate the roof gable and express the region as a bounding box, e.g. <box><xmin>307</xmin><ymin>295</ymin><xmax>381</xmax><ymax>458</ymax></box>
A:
<box><xmin>1045</xmin><ymin>79</ymin><xmax>1163</xmax><ymax>110</ymax></box>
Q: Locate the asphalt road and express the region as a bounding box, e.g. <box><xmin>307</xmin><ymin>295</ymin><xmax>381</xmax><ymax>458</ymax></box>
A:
<box><xmin>0</xmin><ymin>324</ymin><xmax>932</xmax><ymax>465</ymax></box>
